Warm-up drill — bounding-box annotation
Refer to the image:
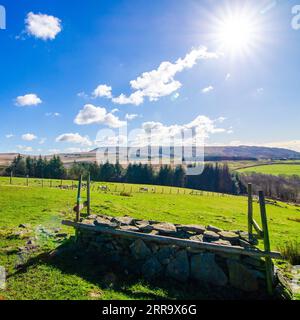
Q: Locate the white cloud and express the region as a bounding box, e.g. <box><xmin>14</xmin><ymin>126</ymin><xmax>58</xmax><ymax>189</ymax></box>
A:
<box><xmin>48</xmin><ymin>149</ymin><xmax>61</xmax><ymax>154</ymax></box>
<box><xmin>16</xmin><ymin>94</ymin><xmax>42</xmax><ymax>107</ymax></box>
<box><xmin>64</xmin><ymin>147</ymin><xmax>90</xmax><ymax>153</ymax></box>
<box><xmin>25</xmin><ymin>12</ymin><xmax>62</xmax><ymax>40</ymax></box>
<box><xmin>5</xmin><ymin>134</ymin><xmax>14</xmax><ymax>139</ymax></box>
<box><xmin>111</xmin><ymin>108</ymin><xmax>119</xmax><ymax>114</ymax></box>
<box><xmin>225</xmin><ymin>73</ymin><xmax>231</xmax><ymax>80</ymax></box>
<box><xmin>93</xmin><ymin>85</ymin><xmax>112</xmax><ymax>98</ymax></box>
<box><xmin>17</xmin><ymin>145</ymin><xmax>33</xmax><ymax>152</ymax></box>
<box><xmin>56</xmin><ymin>133</ymin><xmax>93</xmax><ymax>146</ymax></box>
<box><xmin>110</xmin><ymin>47</ymin><xmax>219</xmax><ymax>105</ymax></box>
<box><xmin>39</xmin><ymin>138</ymin><xmax>47</xmax><ymax>145</ymax></box>
<box><xmin>112</xmin><ymin>91</ymin><xmax>144</xmax><ymax>106</ymax></box>
<box><xmin>102</xmin><ymin>115</ymin><xmax>227</xmax><ymax>148</ymax></box>
<box><xmin>46</xmin><ymin>112</ymin><xmax>60</xmax><ymax>117</ymax></box>
<box><xmin>74</xmin><ymin>104</ymin><xmax>126</xmax><ymax>128</ymax></box>
<box><xmin>202</xmin><ymin>85</ymin><xmax>214</xmax><ymax>94</ymax></box>
<box><xmin>125</xmin><ymin>113</ymin><xmax>139</xmax><ymax>121</ymax></box>
<box><xmin>22</xmin><ymin>133</ymin><xmax>37</xmax><ymax>141</ymax></box>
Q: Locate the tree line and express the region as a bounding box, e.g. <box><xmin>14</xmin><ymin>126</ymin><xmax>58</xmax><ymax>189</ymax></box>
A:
<box><xmin>241</xmin><ymin>173</ymin><xmax>300</xmax><ymax>203</ymax></box>
<box><xmin>2</xmin><ymin>155</ymin><xmax>246</xmax><ymax>195</ymax></box>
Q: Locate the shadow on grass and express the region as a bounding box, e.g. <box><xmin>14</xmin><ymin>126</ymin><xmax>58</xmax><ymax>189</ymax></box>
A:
<box><xmin>10</xmin><ymin>237</ymin><xmax>272</xmax><ymax>300</ymax></box>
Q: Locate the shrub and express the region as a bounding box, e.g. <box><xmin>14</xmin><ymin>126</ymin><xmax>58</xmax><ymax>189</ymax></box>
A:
<box><xmin>278</xmin><ymin>241</ymin><xmax>300</xmax><ymax>265</ymax></box>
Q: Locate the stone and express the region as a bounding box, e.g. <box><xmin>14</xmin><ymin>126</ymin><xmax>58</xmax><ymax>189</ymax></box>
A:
<box><xmin>130</xmin><ymin>239</ymin><xmax>151</xmax><ymax>260</ymax></box>
<box><xmin>156</xmin><ymin>246</ymin><xmax>177</xmax><ymax>263</ymax></box>
<box><xmin>166</xmin><ymin>250</ymin><xmax>189</xmax><ymax>282</ymax></box>
<box><xmin>94</xmin><ymin>217</ymin><xmax>118</xmax><ymax>228</ymax></box>
<box><xmin>119</xmin><ymin>225</ymin><xmax>140</xmax><ymax>232</ymax></box>
<box><xmin>113</xmin><ymin>216</ymin><xmax>134</xmax><ymax>226</ymax></box>
<box><xmin>211</xmin><ymin>240</ymin><xmax>232</xmax><ymax>246</ymax></box>
<box><xmin>191</xmin><ymin>253</ymin><xmax>228</xmax><ymax>286</ymax></box>
<box><xmin>55</xmin><ymin>233</ymin><xmax>68</xmax><ymax>238</ymax></box>
<box><xmin>19</xmin><ymin>224</ymin><xmax>30</xmax><ymax>229</ymax></box>
<box><xmin>81</xmin><ymin>219</ymin><xmax>95</xmax><ymax>225</ymax></box>
<box><xmin>218</xmin><ymin>231</ymin><xmax>239</xmax><ymax>242</ymax></box>
<box><xmin>227</xmin><ymin>259</ymin><xmax>259</xmax><ymax>292</ymax></box>
<box><xmin>177</xmin><ymin>225</ymin><xmax>206</xmax><ymax>234</ymax></box>
<box><xmin>134</xmin><ymin>220</ymin><xmax>154</xmax><ymax>232</ymax></box>
<box><xmin>189</xmin><ymin>235</ymin><xmax>204</xmax><ymax>242</ymax></box>
<box><xmin>152</xmin><ymin>223</ymin><xmax>177</xmax><ymax>235</ymax></box>
<box><xmin>142</xmin><ymin>257</ymin><xmax>162</xmax><ymax>279</ymax></box>
<box><xmin>203</xmin><ymin>231</ymin><xmax>220</xmax><ymax>242</ymax></box>
<box><xmin>87</xmin><ymin>214</ymin><xmax>98</xmax><ymax>220</ymax></box>
<box><xmin>207</xmin><ymin>225</ymin><xmax>222</xmax><ymax>233</ymax></box>
<box><xmin>243</xmin><ymin>257</ymin><xmax>264</xmax><ymax>268</ymax></box>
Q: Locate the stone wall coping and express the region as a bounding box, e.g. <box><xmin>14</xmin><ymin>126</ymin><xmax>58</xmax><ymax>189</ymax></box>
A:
<box><xmin>62</xmin><ymin>220</ymin><xmax>282</xmax><ymax>260</ymax></box>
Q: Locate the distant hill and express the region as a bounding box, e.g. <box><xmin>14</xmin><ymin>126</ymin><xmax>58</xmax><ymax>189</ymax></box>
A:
<box><xmin>203</xmin><ymin>146</ymin><xmax>300</xmax><ymax>160</ymax></box>
<box><xmin>1</xmin><ymin>146</ymin><xmax>299</xmax><ymax>168</ymax></box>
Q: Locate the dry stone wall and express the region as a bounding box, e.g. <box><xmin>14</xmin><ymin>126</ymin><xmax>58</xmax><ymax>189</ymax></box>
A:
<box><xmin>75</xmin><ymin>214</ymin><xmax>275</xmax><ymax>294</ymax></box>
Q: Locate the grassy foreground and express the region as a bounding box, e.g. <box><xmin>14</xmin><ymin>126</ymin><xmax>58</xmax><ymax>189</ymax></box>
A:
<box><xmin>0</xmin><ymin>177</ymin><xmax>299</xmax><ymax>300</ymax></box>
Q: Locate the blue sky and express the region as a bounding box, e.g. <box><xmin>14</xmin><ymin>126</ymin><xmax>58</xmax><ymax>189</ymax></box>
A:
<box><xmin>0</xmin><ymin>0</ymin><xmax>300</xmax><ymax>154</ymax></box>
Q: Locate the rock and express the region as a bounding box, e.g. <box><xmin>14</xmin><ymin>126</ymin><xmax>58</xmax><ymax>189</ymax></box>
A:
<box><xmin>87</xmin><ymin>214</ymin><xmax>98</xmax><ymax>220</ymax></box>
<box><xmin>211</xmin><ymin>240</ymin><xmax>232</xmax><ymax>246</ymax></box>
<box><xmin>94</xmin><ymin>217</ymin><xmax>118</xmax><ymax>228</ymax></box>
<box><xmin>156</xmin><ymin>246</ymin><xmax>177</xmax><ymax>263</ymax></box>
<box><xmin>207</xmin><ymin>225</ymin><xmax>222</xmax><ymax>233</ymax></box>
<box><xmin>177</xmin><ymin>225</ymin><xmax>206</xmax><ymax>234</ymax></box>
<box><xmin>113</xmin><ymin>216</ymin><xmax>135</xmax><ymax>226</ymax></box>
<box><xmin>152</xmin><ymin>223</ymin><xmax>177</xmax><ymax>235</ymax></box>
<box><xmin>191</xmin><ymin>253</ymin><xmax>228</xmax><ymax>286</ymax></box>
<box><xmin>227</xmin><ymin>260</ymin><xmax>259</xmax><ymax>292</ymax></box>
<box><xmin>130</xmin><ymin>239</ymin><xmax>151</xmax><ymax>260</ymax></box>
<box><xmin>81</xmin><ymin>219</ymin><xmax>95</xmax><ymax>225</ymax></box>
<box><xmin>55</xmin><ymin>233</ymin><xmax>68</xmax><ymax>238</ymax></box>
<box><xmin>218</xmin><ymin>231</ymin><xmax>239</xmax><ymax>242</ymax></box>
<box><xmin>243</xmin><ymin>257</ymin><xmax>264</xmax><ymax>268</ymax></box>
<box><xmin>166</xmin><ymin>250</ymin><xmax>189</xmax><ymax>282</ymax></box>
<box><xmin>19</xmin><ymin>224</ymin><xmax>30</xmax><ymax>229</ymax></box>
<box><xmin>119</xmin><ymin>225</ymin><xmax>140</xmax><ymax>232</ymax></box>
<box><xmin>142</xmin><ymin>257</ymin><xmax>162</xmax><ymax>279</ymax></box>
<box><xmin>134</xmin><ymin>220</ymin><xmax>154</xmax><ymax>232</ymax></box>
<box><xmin>203</xmin><ymin>231</ymin><xmax>220</xmax><ymax>242</ymax></box>
<box><xmin>189</xmin><ymin>235</ymin><xmax>204</xmax><ymax>242</ymax></box>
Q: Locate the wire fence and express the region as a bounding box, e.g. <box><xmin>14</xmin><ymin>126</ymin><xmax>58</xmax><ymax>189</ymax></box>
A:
<box><xmin>0</xmin><ymin>175</ymin><xmax>238</xmax><ymax>198</ymax></box>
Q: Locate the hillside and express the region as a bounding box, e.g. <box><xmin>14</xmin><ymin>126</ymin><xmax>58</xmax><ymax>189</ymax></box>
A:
<box><xmin>1</xmin><ymin>146</ymin><xmax>299</xmax><ymax>169</ymax></box>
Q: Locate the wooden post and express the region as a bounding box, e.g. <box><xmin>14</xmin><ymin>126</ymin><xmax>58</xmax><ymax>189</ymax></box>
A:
<box><xmin>26</xmin><ymin>175</ymin><xmax>29</xmax><ymax>187</ymax></box>
<box><xmin>87</xmin><ymin>173</ymin><xmax>91</xmax><ymax>216</ymax></box>
<box><xmin>248</xmin><ymin>183</ymin><xmax>253</xmax><ymax>241</ymax></box>
<box><xmin>41</xmin><ymin>179</ymin><xmax>44</xmax><ymax>188</ymax></box>
<box><xmin>259</xmin><ymin>191</ymin><xmax>274</xmax><ymax>296</ymax></box>
<box><xmin>10</xmin><ymin>171</ymin><xmax>12</xmax><ymax>185</ymax></box>
<box><xmin>76</xmin><ymin>175</ymin><xmax>82</xmax><ymax>222</ymax></box>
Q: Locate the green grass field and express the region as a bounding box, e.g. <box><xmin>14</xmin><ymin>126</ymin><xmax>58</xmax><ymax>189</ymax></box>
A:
<box><xmin>0</xmin><ymin>177</ymin><xmax>299</xmax><ymax>300</ymax></box>
<box><xmin>237</xmin><ymin>163</ymin><xmax>300</xmax><ymax>176</ymax></box>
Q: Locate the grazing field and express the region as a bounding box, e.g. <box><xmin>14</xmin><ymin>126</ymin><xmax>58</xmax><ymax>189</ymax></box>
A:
<box><xmin>0</xmin><ymin>177</ymin><xmax>299</xmax><ymax>300</ymax></box>
<box><xmin>237</xmin><ymin>163</ymin><xmax>300</xmax><ymax>177</ymax></box>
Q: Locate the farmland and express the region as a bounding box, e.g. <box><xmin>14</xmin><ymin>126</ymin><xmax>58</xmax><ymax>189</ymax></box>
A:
<box><xmin>0</xmin><ymin>177</ymin><xmax>299</xmax><ymax>300</ymax></box>
<box><xmin>237</xmin><ymin>163</ymin><xmax>300</xmax><ymax>177</ymax></box>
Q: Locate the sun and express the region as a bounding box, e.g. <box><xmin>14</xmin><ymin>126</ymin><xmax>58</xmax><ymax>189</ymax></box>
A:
<box><xmin>213</xmin><ymin>8</ymin><xmax>262</xmax><ymax>57</ymax></box>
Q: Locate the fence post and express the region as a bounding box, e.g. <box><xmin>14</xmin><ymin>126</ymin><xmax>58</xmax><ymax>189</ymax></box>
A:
<box><xmin>26</xmin><ymin>175</ymin><xmax>29</xmax><ymax>187</ymax></box>
<box><xmin>247</xmin><ymin>183</ymin><xmax>253</xmax><ymax>241</ymax></box>
<box><xmin>259</xmin><ymin>191</ymin><xmax>274</xmax><ymax>296</ymax></box>
<box><xmin>41</xmin><ymin>179</ymin><xmax>44</xmax><ymax>188</ymax></box>
<box><xmin>10</xmin><ymin>171</ymin><xmax>12</xmax><ymax>185</ymax></box>
<box><xmin>76</xmin><ymin>175</ymin><xmax>82</xmax><ymax>222</ymax></box>
<box><xmin>87</xmin><ymin>173</ymin><xmax>91</xmax><ymax>216</ymax></box>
